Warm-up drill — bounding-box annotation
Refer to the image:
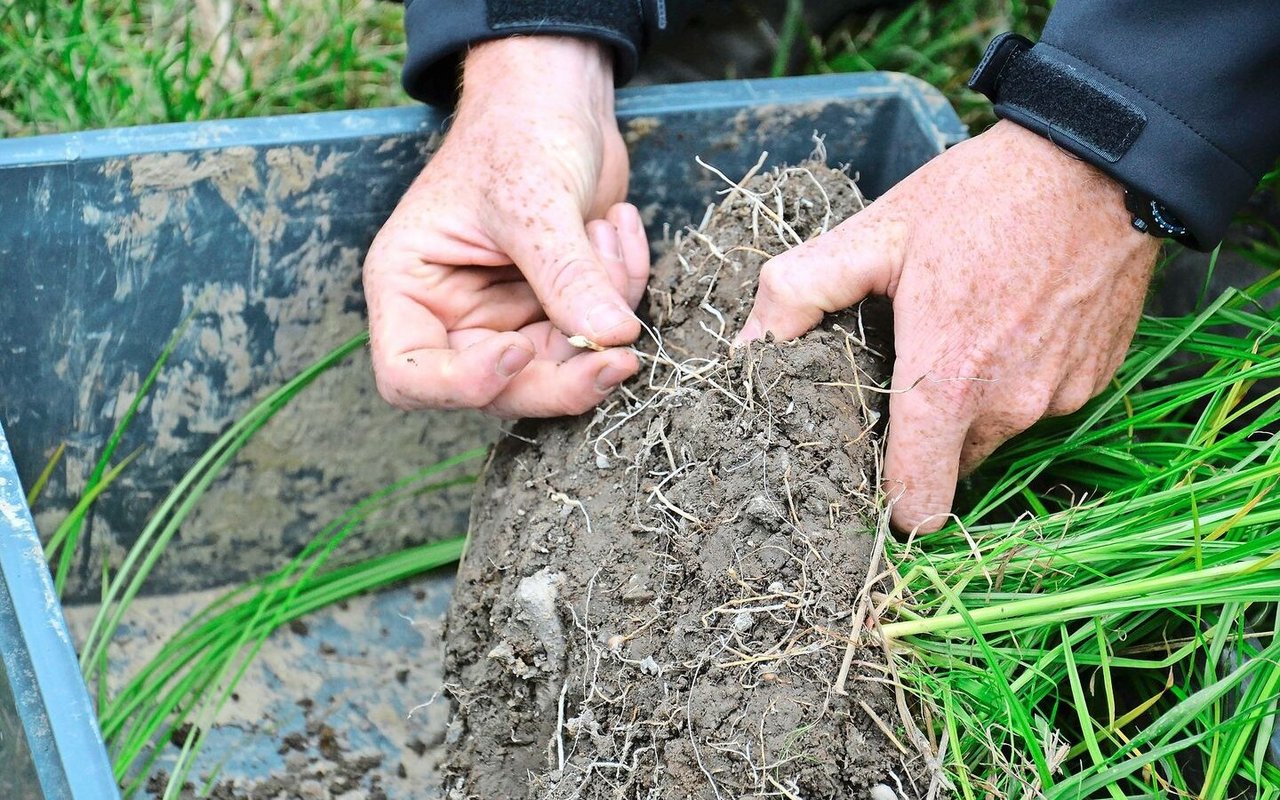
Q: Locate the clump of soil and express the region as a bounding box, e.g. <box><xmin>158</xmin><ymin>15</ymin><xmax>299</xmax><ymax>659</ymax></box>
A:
<box><xmin>443</xmin><ymin>162</ymin><xmax>924</xmax><ymax>799</ymax></box>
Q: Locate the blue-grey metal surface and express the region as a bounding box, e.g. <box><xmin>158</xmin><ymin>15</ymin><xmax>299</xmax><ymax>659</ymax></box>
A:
<box><xmin>0</xmin><ymin>644</ymin><xmax>43</xmax><ymax>800</ymax></box>
<box><xmin>59</xmin><ymin>567</ymin><xmax>460</xmax><ymax>799</ymax></box>
<box><xmin>0</xmin><ymin>71</ymin><xmax>965</xmax><ymax>166</ymax></box>
<box><xmin>0</xmin><ymin>422</ymin><xmax>118</xmax><ymax>800</ymax></box>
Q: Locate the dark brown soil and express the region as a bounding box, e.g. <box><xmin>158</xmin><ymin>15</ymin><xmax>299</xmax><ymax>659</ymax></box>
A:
<box><xmin>443</xmin><ymin>163</ymin><xmax>918</xmax><ymax>799</ymax></box>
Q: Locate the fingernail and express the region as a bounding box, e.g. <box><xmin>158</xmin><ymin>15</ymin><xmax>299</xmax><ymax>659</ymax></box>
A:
<box><xmin>587</xmin><ymin>303</ymin><xmax>634</xmax><ymax>338</ymax></box>
<box><xmin>892</xmin><ymin>507</ymin><xmax>947</xmax><ymax>535</ymax></box>
<box><xmin>496</xmin><ymin>345</ymin><xmax>533</xmax><ymax>378</ymax></box>
<box><xmin>593</xmin><ymin>364</ymin><xmax>629</xmax><ymax>393</ymax></box>
<box><xmin>589</xmin><ymin>222</ymin><xmax>623</xmax><ymax>262</ymax></box>
<box><xmin>735</xmin><ymin>318</ymin><xmax>764</xmax><ymax>345</ymax></box>
<box><xmin>621</xmin><ymin>203</ymin><xmax>644</xmax><ymax>235</ymax></box>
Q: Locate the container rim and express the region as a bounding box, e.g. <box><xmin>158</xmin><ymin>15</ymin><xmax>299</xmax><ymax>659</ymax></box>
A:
<box><xmin>0</xmin><ymin>72</ymin><xmax>967</xmax><ymax>167</ymax></box>
<box><xmin>0</xmin><ymin>423</ymin><xmax>120</xmax><ymax>800</ymax></box>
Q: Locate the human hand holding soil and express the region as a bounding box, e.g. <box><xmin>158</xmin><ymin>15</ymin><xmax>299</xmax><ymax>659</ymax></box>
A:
<box><xmin>738</xmin><ymin>120</ymin><xmax>1161</xmax><ymax>533</ymax></box>
<box><xmin>363</xmin><ymin>36</ymin><xmax>648</xmax><ymax>418</ymax></box>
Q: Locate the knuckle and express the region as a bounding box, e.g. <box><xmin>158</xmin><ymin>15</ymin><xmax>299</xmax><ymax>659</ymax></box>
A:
<box><xmin>1049</xmin><ymin>382</ymin><xmax>1096</xmax><ymax>418</ymax></box>
<box><xmin>480</xmin><ymin>399</ymin><xmax>522</xmax><ymax>421</ymax></box>
<box><xmin>1095</xmin><ymin>370</ymin><xmax>1118</xmax><ymax>396</ymax></box>
<box><xmin>545</xmin><ymin>255</ymin><xmax>601</xmax><ymax>305</ymax></box>
<box><xmin>535</xmin><ymin>391</ymin><xmax>595</xmax><ymax>419</ymax></box>
<box><xmin>444</xmin><ymin>373</ymin><xmax>497</xmax><ymax>409</ymax></box>
<box><xmin>361</xmin><ymin>235</ymin><xmax>398</xmax><ymax>277</ymax></box>
<box><xmin>756</xmin><ymin>259</ymin><xmax>802</xmax><ymax>306</ymax></box>
<box><xmin>1002</xmin><ymin>388</ymin><xmax>1053</xmax><ymax>430</ymax></box>
<box><xmin>561</xmin><ymin>392</ymin><xmax>600</xmax><ymax>417</ymax></box>
<box><xmin>374</xmin><ymin>372</ymin><xmax>419</xmax><ymax>412</ymax></box>
<box><xmin>1101</xmin><ymin>354</ymin><xmax>1126</xmax><ymax>386</ymax></box>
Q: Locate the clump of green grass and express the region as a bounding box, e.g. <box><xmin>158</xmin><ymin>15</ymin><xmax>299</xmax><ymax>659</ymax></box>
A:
<box><xmin>810</xmin><ymin>0</ymin><xmax>1052</xmax><ymax>129</ymax></box>
<box><xmin>0</xmin><ymin>0</ymin><xmax>406</xmax><ymax>137</ymax></box>
<box><xmin>882</xmin><ymin>272</ymin><xmax>1280</xmax><ymax>796</ymax></box>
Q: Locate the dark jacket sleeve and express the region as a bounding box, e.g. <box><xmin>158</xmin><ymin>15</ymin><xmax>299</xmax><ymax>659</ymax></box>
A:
<box><xmin>401</xmin><ymin>1</ymin><xmax>701</xmax><ymax>107</ymax></box>
<box><xmin>997</xmin><ymin>1</ymin><xmax>1280</xmax><ymax>249</ymax></box>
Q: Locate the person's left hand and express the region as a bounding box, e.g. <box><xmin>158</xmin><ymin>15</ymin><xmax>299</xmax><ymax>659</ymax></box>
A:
<box><xmin>737</xmin><ymin>120</ymin><xmax>1161</xmax><ymax>533</ymax></box>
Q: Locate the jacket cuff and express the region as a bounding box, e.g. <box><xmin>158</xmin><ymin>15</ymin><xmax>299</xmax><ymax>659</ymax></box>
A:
<box><xmin>402</xmin><ymin>0</ymin><xmax>643</xmax><ymax>108</ymax></box>
<box><xmin>976</xmin><ymin>37</ymin><xmax>1256</xmax><ymax>251</ymax></box>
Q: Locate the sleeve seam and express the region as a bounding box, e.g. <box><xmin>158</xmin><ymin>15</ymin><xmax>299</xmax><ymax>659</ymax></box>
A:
<box><xmin>1038</xmin><ymin>39</ymin><xmax>1255</xmax><ymax>181</ymax></box>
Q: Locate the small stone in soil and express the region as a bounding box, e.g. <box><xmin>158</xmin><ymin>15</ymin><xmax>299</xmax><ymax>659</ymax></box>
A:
<box><xmin>870</xmin><ymin>784</ymin><xmax>899</xmax><ymax>800</ymax></box>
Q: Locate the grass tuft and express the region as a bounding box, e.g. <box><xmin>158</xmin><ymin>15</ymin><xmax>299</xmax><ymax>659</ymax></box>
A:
<box><xmin>882</xmin><ymin>275</ymin><xmax>1280</xmax><ymax>794</ymax></box>
<box><xmin>0</xmin><ymin>0</ymin><xmax>407</xmax><ymax>137</ymax></box>
<box><xmin>811</xmin><ymin>0</ymin><xmax>1052</xmax><ymax>130</ymax></box>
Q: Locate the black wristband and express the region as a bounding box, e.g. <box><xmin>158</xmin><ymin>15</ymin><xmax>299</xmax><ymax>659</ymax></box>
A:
<box><xmin>402</xmin><ymin>0</ymin><xmax>647</xmax><ymax>108</ymax></box>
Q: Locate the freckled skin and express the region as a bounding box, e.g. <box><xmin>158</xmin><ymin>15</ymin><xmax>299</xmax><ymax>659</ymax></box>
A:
<box><xmin>362</xmin><ymin>37</ymin><xmax>648</xmax><ymax>419</ymax></box>
<box><xmin>739</xmin><ymin>120</ymin><xmax>1160</xmax><ymax>533</ymax></box>
<box><xmin>365</xmin><ymin>37</ymin><xmax>1159</xmax><ymax>535</ymax></box>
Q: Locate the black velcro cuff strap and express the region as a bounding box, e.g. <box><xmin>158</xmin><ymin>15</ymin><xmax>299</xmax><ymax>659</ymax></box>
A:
<box><xmin>970</xmin><ymin>36</ymin><xmax>1255</xmax><ymax>250</ymax></box>
<box><xmin>999</xmin><ymin>50</ymin><xmax>1145</xmax><ymax>164</ymax></box>
<box><xmin>402</xmin><ymin>0</ymin><xmax>643</xmax><ymax>108</ymax></box>
<box><xmin>489</xmin><ymin>0</ymin><xmax>642</xmax><ymax>44</ymax></box>
<box><xmin>969</xmin><ymin>33</ymin><xmax>1145</xmax><ymax>165</ymax></box>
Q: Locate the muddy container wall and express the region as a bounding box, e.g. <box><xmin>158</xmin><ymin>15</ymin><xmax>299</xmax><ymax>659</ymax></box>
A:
<box><xmin>0</xmin><ymin>73</ymin><xmax>963</xmax><ymax>799</ymax></box>
<box><xmin>0</xmin><ymin>422</ymin><xmax>118</xmax><ymax>800</ymax></box>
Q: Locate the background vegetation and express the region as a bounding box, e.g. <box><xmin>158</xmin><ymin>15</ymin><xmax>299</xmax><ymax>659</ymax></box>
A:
<box><xmin>1</xmin><ymin>0</ymin><xmax>405</xmax><ymax>136</ymax></box>
<box><xmin>4</xmin><ymin>0</ymin><xmax>1048</xmax><ymax>137</ymax></box>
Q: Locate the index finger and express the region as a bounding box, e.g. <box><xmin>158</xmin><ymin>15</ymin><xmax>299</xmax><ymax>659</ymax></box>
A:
<box><xmin>487</xmin><ymin>194</ymin><xmax>641</xmax><ymax>347</ymax></box>
<box><xmin>882</xmin><ymin>364</ymin><xmax>979</xmax><ymax>535</ymax></box>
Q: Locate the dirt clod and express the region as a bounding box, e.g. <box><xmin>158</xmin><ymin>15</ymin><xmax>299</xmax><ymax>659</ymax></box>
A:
<box><xmin>443</xmin><ymin>162</ymin><xmax>916</xmax><ymax>798</ymax></box>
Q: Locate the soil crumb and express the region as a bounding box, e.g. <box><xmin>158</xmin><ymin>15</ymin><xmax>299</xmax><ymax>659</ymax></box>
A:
<box><xmin>443</xmin><ymin>161</ymin><xmax>923</xmax><ymax>799</ymax></box>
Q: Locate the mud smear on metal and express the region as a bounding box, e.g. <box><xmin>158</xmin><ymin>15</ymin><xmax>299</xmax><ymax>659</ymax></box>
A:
<box><xmin>63</xmin><ymin>569</ymin><xmax>457</xmax><ymax>799</ymax></box>
<box><xmin>46</xmin><ymin>138</ymin><xmax>494</xmax><ymax>600</ymax></box>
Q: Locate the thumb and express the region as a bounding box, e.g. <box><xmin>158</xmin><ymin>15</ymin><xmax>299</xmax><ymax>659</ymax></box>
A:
<box><xmin>490</xmin><ymin>197</ymin><xmax>640</xmax><ymax>347</ymax></box>
<box><xmin>736</xmin><ymin>208</ymin><xmax>905</xmax><ymax>344</ymax></box>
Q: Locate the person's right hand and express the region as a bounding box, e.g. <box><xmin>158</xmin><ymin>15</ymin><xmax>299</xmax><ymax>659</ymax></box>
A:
<box><xmin>735</xmin><ymin>121</ymin><xmax>1159</xmax><ymax>533</ymax></box>
<box><xmin>364</xmin><ymin>36</ymin><xmax>650</xmax><ymax>418</ymax></box>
